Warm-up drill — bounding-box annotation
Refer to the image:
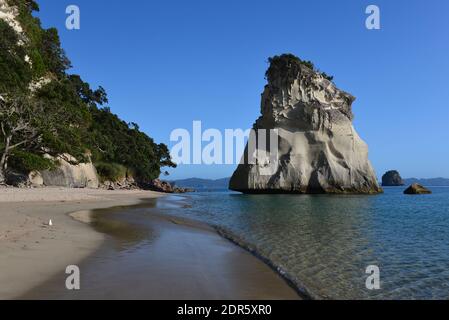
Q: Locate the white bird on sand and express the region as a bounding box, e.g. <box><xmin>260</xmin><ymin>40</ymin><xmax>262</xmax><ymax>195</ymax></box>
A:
<box><xmin>49</xmin><ymin>219</ymin><xmax>53</xmax><ymax>226</ymax></box>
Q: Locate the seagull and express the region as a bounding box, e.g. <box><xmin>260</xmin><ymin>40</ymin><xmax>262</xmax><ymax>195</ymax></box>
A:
<box><xmin>49</xmin><ymin>219</ymin><xmax>53</xmax><ymax>226</ymax></box>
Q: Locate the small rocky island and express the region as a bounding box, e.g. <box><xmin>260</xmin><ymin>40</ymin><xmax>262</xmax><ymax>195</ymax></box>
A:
<box><xmin>404</xmin><ymin>183</ymin><xmax>432</xmax><ymax>195</ymax></box>
<box><xmin>229</xmin><ymin>54</ymin><xmax>382</xmax><ymax>194</ymax></box>
<box><xmin>382</xmin><ymin>170</ymin><xmax>404</xmax><ymax>186</ymax></box>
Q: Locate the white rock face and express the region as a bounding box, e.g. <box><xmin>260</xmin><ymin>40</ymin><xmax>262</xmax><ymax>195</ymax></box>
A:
<box><xmin>229</xmin><ymin>57</ymin><xmax>382</xmax><ymax>194</ymax></box>
<box><xmin>28</xmin><ymin>170</ymin><xmax>43</xmax><ymax>186</ymax></box>
<box><xmin>0</xmin><ymin>0</ymin><xmax>24</xmax><ymax>34</ymax></box>
<box><xmin>40</xmin><ymin>154</ymin><xmax>100</xmax><ymax>189</ymax></box>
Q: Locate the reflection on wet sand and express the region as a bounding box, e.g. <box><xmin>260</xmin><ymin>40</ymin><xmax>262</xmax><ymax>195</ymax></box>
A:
<box><xmin>22</xmin><ymin>197</ymin><xmax>300</xmax><ymax>300</ymax></box>
<box><xmin>89</xmin><ymin>205</ymin><xmax>158</xmax><ymax>252</ymax></box>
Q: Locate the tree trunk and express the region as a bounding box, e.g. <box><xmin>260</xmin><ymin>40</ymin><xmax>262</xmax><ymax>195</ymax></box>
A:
<box><xmin>0</xmin><ymin>155</ymin><xmax>6</xmax><ymax>185</ymax></box>
<box><xmin>0</xmin><ymin>135</ymin><xmax>11</xmax><ymax>185</ymax></box>
<box><xmin>0</xmin><ymin>168</ymin><xmax>5</xmax><ymax>185</ymax></box>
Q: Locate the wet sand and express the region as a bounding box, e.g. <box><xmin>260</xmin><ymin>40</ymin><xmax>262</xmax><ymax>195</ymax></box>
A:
<box><xmin>1</xmin><ymin>188</ymin><xmax>299</xmax><ymax>299</ymax></box>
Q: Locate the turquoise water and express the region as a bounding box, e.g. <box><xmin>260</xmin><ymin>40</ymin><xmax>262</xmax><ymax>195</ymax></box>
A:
<box><xmin>156</xmin><ymin>187</ymin><xmax>449</xmax><ymax>299</ymax></box>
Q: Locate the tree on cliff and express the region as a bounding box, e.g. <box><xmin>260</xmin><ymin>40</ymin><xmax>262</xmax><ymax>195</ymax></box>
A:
<box><xmin>87</xmin><ymin>106</ymin><xmax>176</xmax><ymax>182</ymax></box>
<box><xmin>0</xmin><ymin>95</ymin><xmax>42</xmax><ymax>183</ymax></box>
<box><xmin>0</xmin><ymin>19</ymin><xmax>32</xmax><ymax>94</ymax></box>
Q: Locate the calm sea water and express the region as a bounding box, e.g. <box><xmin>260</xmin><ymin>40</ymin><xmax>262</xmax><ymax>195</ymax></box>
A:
<box><xmin>155</xmin><ymin>187</ymin><xmax>449</xmax><ymax>299</ymax></box>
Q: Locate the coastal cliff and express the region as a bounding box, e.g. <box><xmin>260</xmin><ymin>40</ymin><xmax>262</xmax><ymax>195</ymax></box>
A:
<box><xmin>0</xmin><ymin>0</ymin><xmax>175</xmax><ymax>187</ymax></box>
<box><xmin>230</xmin><ymin>54</ymin><xmax>382</xmax><ymax>194</ymax></box>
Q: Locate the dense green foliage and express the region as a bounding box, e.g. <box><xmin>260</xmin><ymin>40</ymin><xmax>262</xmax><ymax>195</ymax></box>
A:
<box><xmin>266</xmin><ymin>54</ymin><xmax>334</xmax><ymax>82</ymax></box>
<box><xmin>95</xmin><ymin>162</ymin><xmax>128</xmax><ymax>182</ymax></box>
<box><xmin>9</xmin><ymin>150</ymin><xmax>54</xmax><ymax>173</ymax></box>
<box><xmin>0</xmin><ymin>20</ymin><xmax>32</xmax><ymax>93</ymax></box>
<box><xmin>88</xmin><ymin>106</ymin><xmax>175</xmax><ymax>182</ymax></box>
<box><xmin>0</xmin><ymin>0</ymin><xmax>175</xmax><ymax>183</ymax></box>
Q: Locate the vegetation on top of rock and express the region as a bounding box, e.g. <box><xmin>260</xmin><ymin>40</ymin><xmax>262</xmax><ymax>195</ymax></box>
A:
<box><xmin>95</xmin><ymin>162</ymin><xmax>129</xmax><ymax>183</ymax></box>
<box><xmin>0</xmin><ymin>0</ymin><xmax>176</xmax><ymax>185</ymax></box>
<box><xmin>88</xmin><ymin>106</ymin><xmax>176</xmax><ymax>183</ymax></box>
<box><xmin>265</xmin><ymin>53</ymin><xmax>334</xmax><ymax>83</ymax></box>
<box><xmin>9</xmin><ymin>149</ymin><xmax>54</xmax><ymax>173</ymax></box>
<box><xmin>0</xmin><ymin>19</ymin><xmax>33</xmax><ymax>93</ymax></box>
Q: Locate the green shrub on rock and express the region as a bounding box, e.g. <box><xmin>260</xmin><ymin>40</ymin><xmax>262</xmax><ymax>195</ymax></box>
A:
<box><xmin>95</xmin><ymin>162</ymin><xmax>128</xmax><ymax>182</ymax></box>
<box><xmin>9</xmin><ymin>150</ymin><xmax>54</xmax><ymax>173</ymax></box>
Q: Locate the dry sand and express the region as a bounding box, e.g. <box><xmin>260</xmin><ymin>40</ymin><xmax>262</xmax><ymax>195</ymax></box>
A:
<box><xmin>0</xmin><ymin>187</ymin><xmax>163</xmax><ymax>299</ymax></box>
<box><xmin>0</xmin><ymin>187</ymin><xmax>300</xmax><ymax>300</ymax></box>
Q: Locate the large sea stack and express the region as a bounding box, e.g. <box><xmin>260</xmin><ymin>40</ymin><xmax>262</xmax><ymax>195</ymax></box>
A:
<box><xmin>229</xmin><ymin>54</ymin><xmax>382</xmax><ymax>194</ymax></box>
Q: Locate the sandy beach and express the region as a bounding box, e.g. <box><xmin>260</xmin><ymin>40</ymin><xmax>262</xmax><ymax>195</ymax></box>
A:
<box><xmin>0</xmin><ymin>187</ymin><xmax>299</xmax><ymax>300</ymax></box>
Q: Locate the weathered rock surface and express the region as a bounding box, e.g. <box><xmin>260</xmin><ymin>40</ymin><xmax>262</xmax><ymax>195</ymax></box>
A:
<box><xmin>5</xmin><ymin>171</ymin><xmax>29</xmax><ymax>187</ymax></box>
<box><xmin>382</xmin><ymin>170</ymin><xmax>404</xmax><ymax>186</ymax></box>
<box><xmin>100</xmin><ymin>176</ymin><xmax>139</xmax><ymax>190</ymax></box>
<box><xmin>5</xmin><ymin>170</ymin><xmax>43</xmax><ymax>188</ymax></box>
<box><xmin>229</xmin><ymin>55</ymin><xmax>382</xmax><ymax>194</ymax></box>
<box><xmin>39</xmin><ymin>154</ymin><xmax>100</xmax><ymax>188</ymax></box>
<box><xmin>148</xmin><ymin>179</ymin><xmax>194</xmax><ymax>193</ymax></box>
<box><xmin>0</xmin><ymin>0</ymin><xmax>24</xmax><ymax>34</ymax></box>
<box><xmin>404</xmin><ymin>183</ymin><xmax>432</xmax><ymax>195</ymax></box>
<box><xmin>28</xmin><ymin>171</ymin><xmax>44</xmax><ymax>186</ymax></box>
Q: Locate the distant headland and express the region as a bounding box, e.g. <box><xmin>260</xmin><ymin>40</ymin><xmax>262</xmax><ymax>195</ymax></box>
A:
<box><xmin>172</xmin><ymin>176</ymin><xmax>449</xmax><ymax>190</ymax></box>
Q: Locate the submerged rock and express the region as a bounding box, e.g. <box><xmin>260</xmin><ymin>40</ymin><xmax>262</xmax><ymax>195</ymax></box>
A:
<box><xmin>404</xmin><ymin>183</ymin><xmax>432</xmax><ymax>195</ymax></box>
<box><xmin>382</xmin><ymin>170</ymin><xmax>404</xmax><ymax>186</ymax></box>
<box><xmin>229</xmin><ymin>54</ymin><xmax>382</xmax><ymax>194</ymax></box>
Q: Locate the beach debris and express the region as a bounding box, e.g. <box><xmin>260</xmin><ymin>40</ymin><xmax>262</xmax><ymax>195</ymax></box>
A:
<box><xmin>48</xmin><ymin>219</ymin><xmax>53</xmax><ymax>226</ymax></box>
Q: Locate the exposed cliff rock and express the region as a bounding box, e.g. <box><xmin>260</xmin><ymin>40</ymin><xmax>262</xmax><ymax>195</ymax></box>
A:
<box><xmin>100</xmin><ymin>177</ymin><xmax>139</xmax><ymax>190</ymax></box>
<box><xmin>382</xmin><ymin>170</ymin><xmax>404</xmax><ymax>186</ymax></box>
<box><xmin>39</xmin><ymin>154</ymin><xmax>99</xmax><ymax>188</ymax></box>
<box><xmin>404</xmin><ymin>183</ymin><xmax>432</xmax><ymax>195</ymax></box>
<box><xmin>5</xmin><ymin>170</ymin><xmax>43</xmax><ymax>187</ymax></box>
<box><xmin>28</xmin><ymin>170</ymin><xmax>43</xmax><ymax>186</ymax></box>
<box><xmin>0</xmin><ymin>0</ymin><xmax>23</xmax><ymax>34</ymax></box>
<box><xmin>229</xmin><ymin>54</ymin><xmax>382</xmax><ymax>194</ymax></box>
<box><xmin>5</xmin><ymin>170</ymin><xmax>29</xmax><ymax>187</ymax></box>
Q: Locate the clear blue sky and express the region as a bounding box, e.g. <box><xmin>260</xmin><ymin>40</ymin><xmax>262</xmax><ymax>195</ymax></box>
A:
<box><xmin>36</xmin><ymin>0</ymin><xmax>449</xmax><ymax>180</ymax></box>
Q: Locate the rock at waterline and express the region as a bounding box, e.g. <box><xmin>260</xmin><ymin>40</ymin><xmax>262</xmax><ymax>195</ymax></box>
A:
<box><xmin>382</xmin><ymin>170</ymin><xmax>404</xmax><ymax>186</ymax></box>
<box><xmin>229</xmin><ymin>54</ymin><xmax>382</xmax><ymax>194</ymax></box>
<box><xmin>404</xmin><ymin>183</ymin><xmax>432</xmax><ymax>195</ymax></box>
<box><xmin>149</xmin><ymin>179</ymin><xmax>194</xmax><ymax>194</ymax></box>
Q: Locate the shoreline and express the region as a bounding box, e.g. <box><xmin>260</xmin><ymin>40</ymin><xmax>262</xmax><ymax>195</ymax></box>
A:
<box><xmin>0</xmin><ymin>187</ymin><xmax>300</xmax><ymax>300</ymax></box>
<box><xmin>214</xmin><ymin>226</ymin><xmax>317</xmax><ymax>300</ymax></box>
<box><xmin>154</xmin><ymin>210</ymin><xmax>312</xmax><ymax>300</ymax></box>
<box><xmin>156</xmin><ymin>206</ymin><xmax>314</xmax><ymax>299</ymax></box>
